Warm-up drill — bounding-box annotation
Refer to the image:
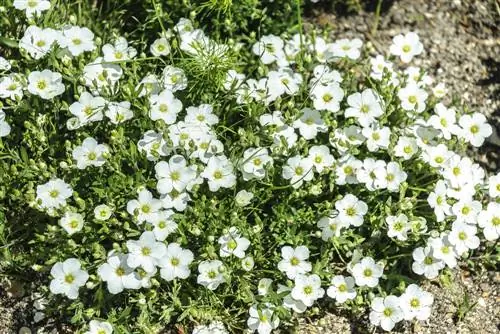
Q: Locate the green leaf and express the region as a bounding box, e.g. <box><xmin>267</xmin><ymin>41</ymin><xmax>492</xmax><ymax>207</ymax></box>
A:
<box><xmin>0</xmin><ymin>37</ymin><xmax>18</xmax><ymax>49</ymax></box>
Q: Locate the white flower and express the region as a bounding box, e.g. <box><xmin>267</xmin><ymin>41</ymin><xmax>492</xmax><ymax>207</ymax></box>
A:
<box><xmin>427</xmin><ymin>180</ymin><xmax>451</xmax><ymax>222</ymax></box>
<box><xmin>191</xmin><ymin>134</ymin><xmax>224</xmax><ymax>163</ymax></box>
<box><xmin>429</xmin><ymin>234</ymin><xmax>458</xmax><ymax>268</ymax></box>
<box><xmin>422</xmin><ymin>144</ymin><xmax>452</xmax><ymax>168</ymax></box>
<box><xmin>137</xmin><ymin>130</ymin><xmax>170</xmax><ymax>161</ymax></box>
<box><xmin>399</xmin><ymin>284</ymin><xmax>434</xmax><ymax>321</ymax></box>
<box><xmin>458</xmin><ymin>113</ymin><xmax>492</xmax><ymax>147</ymax></box>
<box><xmin>94</xmin><ymin>204</ymin><xmax>113</xmax><ymax>221</ymax></box>
<box><xmin>335</xmin><ymin>155</ymin><xmax>362</xmax><ymax>185</ymax></box>
<box><xmin>330</xmin><ymin>38</ymin><xmax>363</xmax><ymax>59</ymax></box>
<box><xmin>257</xmin><ymin>278</ymin><xmax>273</xmax><ymax>296</ymax></box>
<box><xmin>158</xmin><ymin>243</ymin><xmax>194</xmax><ymax>281</ymax></box>
<box><xmin>252</xmin><ymin>35</ymin><xmax>285</xmax><ymax>65</ymax></box>
<box><xmin>430</xmin><ymin>81</ymin><xmax>447</xmax><ymax>97</ymax></box>
<box><xmin>235</xmin><ymin>190</ymin><xmax>254</xmax><ymax>207</ymax></box>
<box><xmin>247</xmin><ymin>305</ymin><xmax>280</xmax><ymax>334</ymax></box>
<box><xmin>105</xmin><ymin>101</ymin><xmax>133</xmax><ymax>124</ymax></box>
<box><xmin>317</xmin><ymin>215</ymin><xmax>347</xmax><ymax>240</ymax></box>
<box><xmin>291</xmin><ymin>274</ymin><xmax>324</xmax><ymax>307</ymax></box>
<box><xmin>389</xmin><ymin>32</ymin><xmax>423</xmax><ymax>63</ymax></box>
<box><xmin>241</xmin><ymin>147</ymin><xmax>272</xmax><ymax>180</ymax></box>
<box><xmin>150</xmin><ymin>210</ymin><xmax>177</xmax><ymax>241</ymax></box>
<box><xmin>136</xmin><ymin>74</ymin><xmax>161</xmax><ymax>97</ymax></box>
<box><xmin>224</xmin><ymin>70</ymin><xmax>246</xmax><ymax>91</ymax></box>
<box><xmin>83</xmin><ymin>57</ymin><xmax>123</xmax><ymax>93</ymax></box>
<box><xmin>352</xmin><ymin>257</ymin><xmax>383</xmax><ymax>287</ymax></box>
<box><xmin>405</xmin><ymin>66</ymin><xmax>433</xmax><ymax>87</ymax></box>
<box><xmin>311</xmin><ymin>65</ymin><xmax>343</xmax><ymax>86</ymax></box>
<box><xmin>411</xmin><ymin>246</ymin><xmax>444</xmax><ymax>279</ymax></box>
<box><xmin>282</xmin><ymin>155</ymin><xmax>314</xmax><ymax>189</ymax></box>
<box><xmin>448</xmin><ymin>221</ymin><xmax>480</xmax><ymax>256</ymax></box>
<box><xmin>0</xmin><ymin>56</ymin><xmax>10</xmax><ymax>71</ymax></box>
<box><xmin>58</xmin><ymin>26</ymin><xmax>96</xmax><ymax>56</ymax></box>
<box><xmin>201</xmin><ymin>156</ymin><xmax>236</xmax><ymax>192</ymax></box>
<box><xmin>85</xmin><ymin>320</ymin><xmax>113</xmax><ymax>334</ymax></box>
<box><xmin>49</xmin><ymin>258</ymin><xmax>89</xmax><ymax>299</ymax></box>
<box><xmin>0</xmin><ymin>110</ymin><xmax>11</xmax><ymax>137</ymax></box>
<box><xmin>369</xmin><ymin>296</ymin><xmax>403</xmax><ymax>331</ymax></box>
<box><xmin>185</xmin><ymin>104</ymin><xmax>219</xmax><ymax>126</ymax></box>
<box><xmin>428</xmin><ymin>103</ymin><xmax>459</xmax><ymax>140</ymax></box>
<box><xmin>150</xmin><ymin>37</ymin><xmax>171</xmax><ymax>57</ymax></box>
<box><xmin>362</xmin><ymin>126</ymin><xmax>391</xmax><ymax>152</ymax></box>
<box><xmin>149</xmin><ymin>89</ymin><xmax>182</xmax><ymax>124</ymax></box>
<box><xmin>267</xmin><ymin>68</ymin><xmax>303</xmax><ymax>96</ymax></box>
<box><xmin>197</xmin><ymin>260</ymin><xmax>225</xmax><ymax>290</ymax></box>
<box><xmin>386</xmin><ymin>214</ymin><xmax>411</xmax><ymax>241</ymax></box>
<box><xmin>126</xmin><ymin>189</ymin><xmax>162</xmax><ymax>224</ymax></box>
<box><xmin>345</xmin><ymin>89</ymin><xmax>383</xmax><ymax>127</ymax></box>
<box><xmin>335</xmin><ymin>194</ymin><xmax>368</xmax><ymax>227</ymax></box>
<box><xmin>69</xmin><ymin>92</ymin><xmax>106</xmax><ymax>126</ymax></box>
<box><xmin>398</xmin><ymin>83</ymin><xmax>428</xmax><ymax>113</ymax></box>
<box><xmin>277</xmin><ymin>245</ymin><xmax>311</xmax><ymax>279</ymax></box>
<box><xmin>59</xmin><ymin>212</ymin><xmax>84</xmax><ymax>235</ymax></box>
<box><xmin>27</xmin><ymin>70</ymin><xmax>65</xmax><ymax>99</ymax></box>
<box><xmin>162</xmin><ymin>66</ymin><xmax>188</xmax><ymax>92</ymax></box>
<box><xmin>19</xmin><ymin>26</ymin><xmax>57</xmax><ymax>59</ymax></box>
<box><xmin>36</xmin><ymin>178</ymin><xmax>73</xmax><ymax>210</ymax></box>
<box><xmin>72</xmin><ymin>137</ymin><xmax>109</xmax><ymax>169</ymax></box>
<box><xmin>310</xmin><ymin>83</ymin><xmax>344</xmax><ymax>112</ymax></box>
<box><xmin>97</xmin><ymin>253</ymin><xmax>141</xmax><ymax>294</ymax></box>
<box><xmin>279</xmin><ymin>284</ymin><xmax>308</xmax><ymax>313</ymax></box>
<box><xmin>488</xmin><ymin>174</ymin><xmax>500</xmax><ymax>198</ymax></box>
<box><xmin>292</xmin><ymin>108</ymin><xmax>327</xmax><ymax>140</ymax></box>
<box><xmin>394</xmin><ymin>136</ymin><xmax>418</xmax><ymax>160</ymax></box>
<box><xmin>192</xmin><ymin>321</ymin><xmax>228</xmax><ymax>334</ymax></box>
<box><xmin>126</xmin><ymin>231</ymin><xmax>166</xmax><ymax>273</ymax></box>
<box><xmin>0</xmin><ymin>74</ymin><xmax>24</xmax><ymax>100</ymax></box>
<box><xmin>452</xmin><ymin>199</ymin><xmax>481</xmax><ymax>224</ymax></box>
<box><xmin>326</xmin><ymin>275</ymin><xmax>356</xmax><ymax>303</ymax></box>
<box><xmin>370</xmin><ymin>55</ymin><xmax>395</xmax><ymax>81</ymax></box>
<box><xmin>375</xmin><ymin>162</ymin><xmax>408</xmax><ymax>192</ymax></box>
<box><xmin>13</xmin><ymin>0</ymin><xmax>50</xmax><ymax>17</ymax></box>
<box><xmin>442</xmin><ymin>155</ymin><xmax>474</xmax><ymax>188</ymax></box>
<box><xmin>242</xmin><ymin>256</ymin><xmax>255</xmax><ymax>271</ymax></box>
<box><xmin>102</xmin><ymin>37</ymin><xmax>137</xmax><ymax>62</ymax></box>
<box><xmin>218</xmin><ymin>227</ymin><xmax>251</xmax><ymax>258</ymax></box>
<box><xmin>161</xmin><ymin>190</ymin><xmax>190</xmax><ymax>212</ymax></box>
<box><xmin>271</xmin><ymin>125</ymin><xmax>298</xmax><ymax>149</ymax></box>
<box><xmin>155</xmin><ymin>155</ymin><xmax>196</xmax><ymax>194</ymax></box>
<box><xmin>358</xmin><ymin>158</ymin><xmax>386</xmax><ymax>191</ymax></box>
<box><xmin>477</xmin><ymin>202</ymin><xmax>500</xmax><ymax>241</ymax></box>
<box><xmin>307</xmin><ymin>145</ymin><xmax>334</xmax><ymax>173</ymax></box>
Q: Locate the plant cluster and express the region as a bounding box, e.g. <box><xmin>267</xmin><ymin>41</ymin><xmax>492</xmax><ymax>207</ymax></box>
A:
<box><xmin>0</xmin><ymin>0</ymin><xmax>499</xmax><ymax>333</ymax></box>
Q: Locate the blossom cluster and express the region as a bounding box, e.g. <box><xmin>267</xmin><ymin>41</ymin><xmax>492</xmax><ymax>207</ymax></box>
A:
<box><xmin>1</xmin><ymin>1</ymin><xmax>498</xmax><ymax>334</ymax></box>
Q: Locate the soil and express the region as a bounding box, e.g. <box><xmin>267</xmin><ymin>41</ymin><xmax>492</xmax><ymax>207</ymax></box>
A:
<box><xmin>1</xmin><ymin>0</ymin><xmax>499</xmax><ymax>333</ymax></box>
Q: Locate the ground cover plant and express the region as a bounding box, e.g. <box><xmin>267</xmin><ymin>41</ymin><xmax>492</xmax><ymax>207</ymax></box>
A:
<box><xmin>0</xmin><ymin>0</ymin><xmax>499</xmax><ymax>333</ymax></box>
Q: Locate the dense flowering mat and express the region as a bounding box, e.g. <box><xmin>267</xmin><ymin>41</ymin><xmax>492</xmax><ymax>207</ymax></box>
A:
<box><xmin>0</xmin><ymin>1</ymin><xmax>499</xmax><ymax>333</ymax></box>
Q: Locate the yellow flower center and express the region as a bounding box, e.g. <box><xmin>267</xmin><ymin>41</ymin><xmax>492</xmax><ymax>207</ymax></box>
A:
<box><xmin>37</xmin><ymin>80</ymin><xmax>47</xmax><ymax>90</ymax></box>
<box><xmin>64</xmin><ymin>274</ymin><xmax>75</xmax><ymax>284</ymax></box>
